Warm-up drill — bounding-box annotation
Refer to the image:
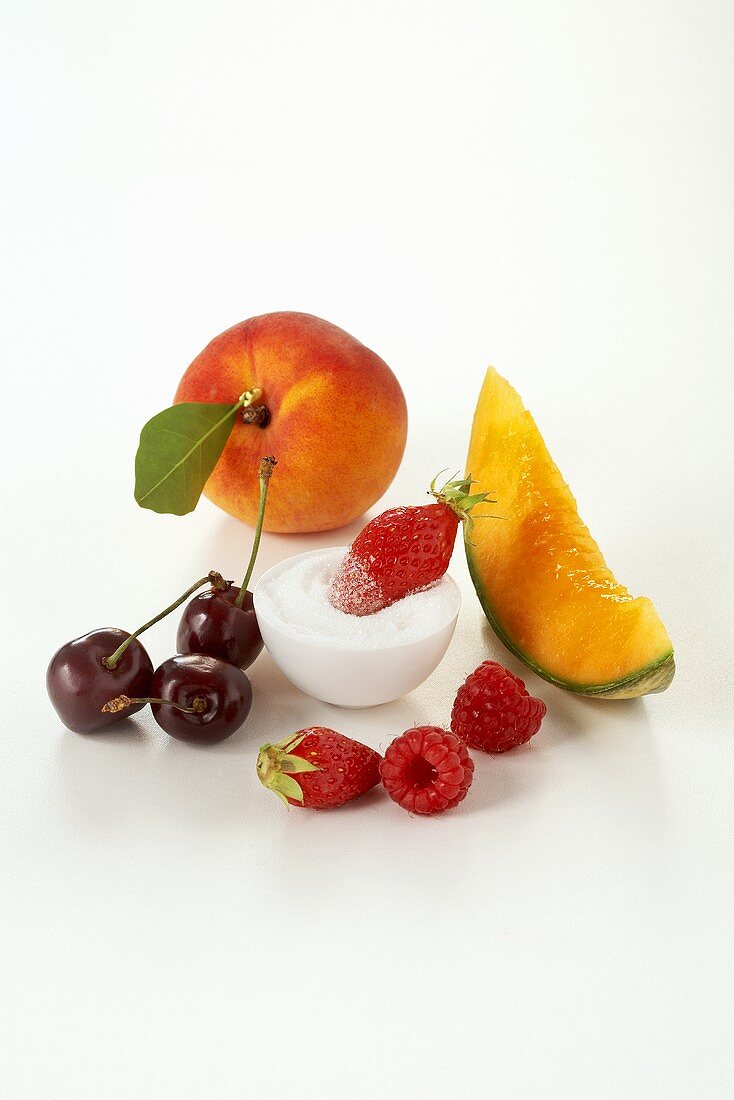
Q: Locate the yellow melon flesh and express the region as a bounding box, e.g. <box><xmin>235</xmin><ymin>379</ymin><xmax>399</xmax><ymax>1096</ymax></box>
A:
<box><xmin>465</xmin><ymin>368</ymin><xmax>674</xmax><ymax>698</ymax></box>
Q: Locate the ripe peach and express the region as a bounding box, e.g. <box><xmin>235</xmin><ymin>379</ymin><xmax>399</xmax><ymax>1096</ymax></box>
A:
<box><xmin>174</xmin><ymin>312</ymin><xmax>408</xmax><ymax>533</ymax></box>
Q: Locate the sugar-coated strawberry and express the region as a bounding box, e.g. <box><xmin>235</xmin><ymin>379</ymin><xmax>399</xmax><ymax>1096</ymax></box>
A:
<box><xmin>329</xmin><ymin>474</ymin><xmax>491</xmax><ymax>616</ymax></box>
<box><xmin>256</xmin><ymin>727</ymin><xmax>382</xmax><ymax>809</ymax></box>
<box><xmin>451</xmin><ymin>660</ymin><xmax>546</xmax><ymax>753</ymax></box>
<box><xmin>379</xmin><ymin>726</ymin><xmax>474</xmax><ymax>815</ymax></box>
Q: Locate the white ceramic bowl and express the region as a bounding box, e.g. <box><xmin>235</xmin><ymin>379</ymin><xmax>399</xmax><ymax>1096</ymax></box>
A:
<box><xmin>253</xmin><ymin>547</ymin><xmax>461</xmax><ymax>707</ymax></box>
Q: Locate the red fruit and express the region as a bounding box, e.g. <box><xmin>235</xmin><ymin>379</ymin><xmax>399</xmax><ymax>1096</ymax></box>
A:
<box><xmin>257</xmin><ymin>727</ymin><xmax>382</xmax><ymax>809</ymax></box>
<box><xmin>379</xmin><ymin>726</ymin><xmax>474</xmax><ymax>815</ymax></box>
<box><xmin>451</xmin><ymin>660</ymin><xmax>547</xmax><ymax>753</ymax></box>
<box><xmin>329</xmin><ymin>475</ymin><xmax>491</xmax><ymax>616</ymax></box>
<box><xmin>46</xmin><ymin>628</ymin><xmax>154</xmax><ymax>735</ymax></box>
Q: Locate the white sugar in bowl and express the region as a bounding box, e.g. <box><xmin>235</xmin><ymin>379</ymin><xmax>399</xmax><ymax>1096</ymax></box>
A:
<box><xmin>253</xmin><ymin>547</ymin><xmax>461</xmax><ymax>707</ymax></box>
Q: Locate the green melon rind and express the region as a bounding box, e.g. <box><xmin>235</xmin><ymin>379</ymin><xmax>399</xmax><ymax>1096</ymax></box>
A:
<box><xmin>465</xmin><ymin>541</ymin><xmax>675</xmax><ymax>699</ymax></box>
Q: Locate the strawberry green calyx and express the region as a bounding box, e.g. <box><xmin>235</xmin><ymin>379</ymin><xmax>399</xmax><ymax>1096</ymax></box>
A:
<box><xmin>430</xmin><ymin>472</ymin><xmax>494</xmax><ymax>537</ymax></box>
<box><xmin>256</xmin><ymin>733</ymin><xmax>320</xmax><ymax>807</ymax></box>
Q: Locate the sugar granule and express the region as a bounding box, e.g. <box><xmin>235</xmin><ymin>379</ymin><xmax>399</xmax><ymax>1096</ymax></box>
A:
<box><xmin>257</xmin><ymin>548</ymin><xmax>459</xmax><ymax>650</ymax></box>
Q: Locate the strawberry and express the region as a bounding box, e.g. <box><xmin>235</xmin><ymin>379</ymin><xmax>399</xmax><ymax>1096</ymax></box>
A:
<box><xmin>329</xmin><ymin>474</ymin><xmax>491</xmax><ymax>616</ymax></box>
<box><xmin>256</xmin><ymin>727</ymin><xmax>382</xmax><ymax>809</ymax></box>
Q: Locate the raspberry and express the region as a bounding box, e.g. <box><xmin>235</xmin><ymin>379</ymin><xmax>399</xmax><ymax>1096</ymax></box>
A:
<box><xmin>451</xmin><ymin>660</ymin><xmax>546</xmax><ymax>753</ymax></box>
<box><xmin>379</xmin><ymin>726</ymin><xmax>474</xmax><ymax>814</ymax></box>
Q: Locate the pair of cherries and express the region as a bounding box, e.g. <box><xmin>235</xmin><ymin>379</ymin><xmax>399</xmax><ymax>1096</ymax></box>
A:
<box><xmin>46</xmin><ymin>458</ymin><xmax>276</xmax><ymax>744</ymax></box>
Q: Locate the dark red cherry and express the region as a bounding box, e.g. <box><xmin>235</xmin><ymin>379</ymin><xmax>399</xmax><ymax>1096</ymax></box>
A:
<box><xmin>46</xmin><ymin>628</ymin><xmax>154</xmax><ymax>734</ymax></box>
<box><xmin>147</xmin><ymin>654</ymin><xmax>252</xmax><ymax>744</ymax></box>
<box><xmin>177</xmin><ymin>456</ymin><xmax>275</xmax><ymax>670</ymax></box>
<box><xmin>176</xmin><ymin>584</ymin><xmax>263</xmax><ymax>669</ymax></box>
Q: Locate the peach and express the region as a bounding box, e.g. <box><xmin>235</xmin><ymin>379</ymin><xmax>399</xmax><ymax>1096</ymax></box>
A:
<box><xmin>174</xmin><ymin>312</ymin><xmax>408</xmax><ymax>533</ymax></box>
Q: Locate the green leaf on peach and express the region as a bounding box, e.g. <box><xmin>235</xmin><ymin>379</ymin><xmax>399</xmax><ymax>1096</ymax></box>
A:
<box><xmin>134</xmin><ymin>401</ymin><xmax>238</xmax><ymax>516</ymax></box>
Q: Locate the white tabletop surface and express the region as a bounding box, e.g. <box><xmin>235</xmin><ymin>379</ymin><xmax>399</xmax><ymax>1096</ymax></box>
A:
<box><xmin>2</xmin><ymin>2</ymin><xmax>733</xmax><ymax>1097</ymax></box>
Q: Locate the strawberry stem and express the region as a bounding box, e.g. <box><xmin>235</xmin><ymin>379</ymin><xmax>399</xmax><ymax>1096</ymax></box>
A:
<box><xmin>430</xmin><ymin>472</ymin><xmax>496</xmax><ymax>536</ymax></box>
<box><xmin>256</xmin><ymin>733</ymin><xmax>320</xmax><ymax>807</ymax></box>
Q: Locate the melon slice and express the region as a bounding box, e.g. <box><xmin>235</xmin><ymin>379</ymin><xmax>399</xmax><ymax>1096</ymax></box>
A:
<box><xmin>465</xmin><ymin>368</ymin><xmax>674</xmax><ymax>698</ymax></box>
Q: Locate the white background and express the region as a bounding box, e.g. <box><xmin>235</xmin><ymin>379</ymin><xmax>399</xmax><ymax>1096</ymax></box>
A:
<box><xmin>2</xmin><ymin>2</ymin><xmax>733</xmax><ymax>1097</ymax></box>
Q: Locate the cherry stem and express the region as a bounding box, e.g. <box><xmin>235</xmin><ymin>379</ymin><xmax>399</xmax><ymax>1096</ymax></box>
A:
<box><xmin>102</xmin><ymin>694</ymin><xmax>208</xmax><ymax>715</ymax></box>
<box><xmin>102</xmin><ymin>570</ymin><xmax>227</xmax><ymax>670</ymax></box>
<box><xmin>235</xmin><ymin>456</ymin><xmax>277</xmax><ymax>608</ymax></box>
